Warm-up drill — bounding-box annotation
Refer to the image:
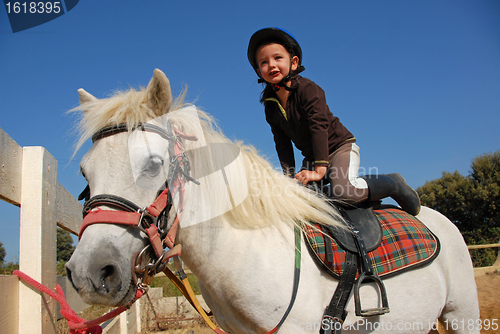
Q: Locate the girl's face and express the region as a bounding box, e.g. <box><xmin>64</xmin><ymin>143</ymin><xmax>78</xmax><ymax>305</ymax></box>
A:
<box><xmin>256</xmin><ymin>43</ymin><xmax>298</xmax><ymax>86</ymax></box>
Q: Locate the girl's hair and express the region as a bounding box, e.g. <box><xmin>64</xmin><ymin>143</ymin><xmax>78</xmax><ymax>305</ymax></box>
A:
<box><xmin>259</xmin><ymin>82</ymin><xmax>276</xmax><ymax>104</ymax></box>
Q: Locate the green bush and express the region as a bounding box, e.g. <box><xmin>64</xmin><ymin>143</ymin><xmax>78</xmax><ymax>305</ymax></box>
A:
<box><xmin>151</xmin><ymin>274</ymin><xmax>201</xmax><ymax>297</ymax></box>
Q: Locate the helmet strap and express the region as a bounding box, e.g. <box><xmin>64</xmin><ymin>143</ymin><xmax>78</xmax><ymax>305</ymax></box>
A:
<box><xmin>258</xmin><ymin>65</ymin><xmax>305</xmax><ymax>92</ymax></box>
<box><xmin>257</xmin><ymin>78</ymin><xmax>285</xmax><ymax>91</ymax></box>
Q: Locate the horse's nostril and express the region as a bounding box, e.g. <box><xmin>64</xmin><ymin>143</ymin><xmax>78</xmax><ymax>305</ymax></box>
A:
<box><xmin>100</xmin><ymin>264</ymin><xmax>119</xmax><ymax>294</ymax></box>
<box><xmin>65</xmin><ymin>263</ymin><xmax>78</xmax><ymax>291</ymax></box>
<box><xmin>102</xmin><ymin>264</ymin><xmax>115</xmax><ymax>278</ymax></box>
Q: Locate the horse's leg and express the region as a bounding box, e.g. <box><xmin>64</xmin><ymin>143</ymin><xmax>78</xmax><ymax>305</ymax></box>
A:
<box><xmin>428</xmin><ymin>320</ymin><xmax>451</xmax><ymax>334</ymax></box>
<box><xmin>424</xmin><ymin>263</ymin><xmax>479</xmax><ymax>334</ymax></box>
<box><xmin>417</xmin><ymin>208</ymin><xmax>480</xmax><ymax>334</ymax></box>
<box><xmin>438</xmin><ymin>246</ymin><xmax>480</xmax><ymax>333</ymax></box>
<box><xmin>435</xmin><ymin>271</ymin><xmax>480</xmax><ymax>334</ymax></box>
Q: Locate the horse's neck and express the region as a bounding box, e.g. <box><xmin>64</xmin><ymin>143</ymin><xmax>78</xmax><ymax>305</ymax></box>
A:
<box><xmin>177</xmin><ymin>216</ymin><xmax>296</xmax><ymax>289</ymax></box>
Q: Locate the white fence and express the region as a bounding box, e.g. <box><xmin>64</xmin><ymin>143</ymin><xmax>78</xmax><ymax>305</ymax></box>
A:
<box><xmin>468</xmin><ymin>243</ymin><xmax>500</xmax><ymax>276</ymax></box>
<box><xmin>0</xmin><ymin>127</ymin><xmax>139</xmax><ymax>334</ymax></box>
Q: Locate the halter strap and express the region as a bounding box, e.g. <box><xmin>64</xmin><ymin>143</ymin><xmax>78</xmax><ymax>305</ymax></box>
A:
<box><xmin>82</xmin><ymin>194</ymin><xmax>141</xmax><ymax>215</ymax></box>
<box><xmin>91</xmin><ymin>123</ymin><xmax>174</xmax><ymax>142</ymax></box>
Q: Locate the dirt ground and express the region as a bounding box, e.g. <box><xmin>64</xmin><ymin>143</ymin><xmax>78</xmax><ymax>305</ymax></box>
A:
<box><xmin>146</xmin><ymin>323</ymin><xmax>214</xmax><ymax>334</ymax></box>
<box><xmin>151</xmin><ymin>271</ymin><xmax>500</xmax><ymax>334</ymax></box>
<box><xmin>475</xmin><ymin>271</ymin><xmax>500</xmax><ymax>333</ymax></box>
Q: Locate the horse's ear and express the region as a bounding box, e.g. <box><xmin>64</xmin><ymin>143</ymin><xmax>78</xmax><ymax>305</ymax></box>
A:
<box><xmin>146</xmin><ymin>69</ymin><xmax>172</xmax><ymax>116</ymax></box>
<box><xmin>78</xmin><ymin>89</ymin><xmax>97</xmax><ymax>105</ymax></box>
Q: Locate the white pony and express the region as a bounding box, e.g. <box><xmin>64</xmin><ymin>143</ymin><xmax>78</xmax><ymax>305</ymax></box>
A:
<box><xmin>66</xmin><ymin>69</ymin><xmax>479</xmax><ymax>334</ymax></box>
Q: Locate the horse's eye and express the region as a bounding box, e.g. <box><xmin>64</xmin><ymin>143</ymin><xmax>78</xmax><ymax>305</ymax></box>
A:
<box><xmin>144</xmin><ymin>156</ymin><xmax>164</xmax><ymax>177</ymax></box>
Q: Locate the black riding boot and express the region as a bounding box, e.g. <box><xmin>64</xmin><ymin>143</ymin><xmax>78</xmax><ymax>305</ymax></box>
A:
<box><xmin>361</xmin><ymin>173</ymin><xmax>421</xmax><ymax>216</ymax></box>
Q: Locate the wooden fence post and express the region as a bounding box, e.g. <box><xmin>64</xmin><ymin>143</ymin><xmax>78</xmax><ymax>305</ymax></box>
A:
<box><xmin>2</xmin><ymin>127</ymin><xmax>121</xmax><ymax>333</ymax></box>
<box><xmin>19</xmin><ymin>147</ymin><xmax>58</xmax><ymax>334</ymax></box>
<box><xmin>135</xmin><ymin>298</ymin><xmax>142</xmax><ymax>333</ymax></box>
<box><xmin>494</xmin><ymin>240</ymin><xmax>500</xmax><ymax>267</ymax></box>
<box><xmin>0</xmin><ymin>127</ymin><xmax>23</xmax><ymax>206</ymax></box>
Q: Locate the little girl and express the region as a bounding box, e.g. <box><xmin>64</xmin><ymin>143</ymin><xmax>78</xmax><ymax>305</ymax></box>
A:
<box><xmin>247</xmin><ymin>27</ymin><xmax>420</xmax><ymax>215</ymax></box>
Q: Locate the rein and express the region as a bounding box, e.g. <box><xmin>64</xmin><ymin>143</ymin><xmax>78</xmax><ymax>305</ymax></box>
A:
<box><xmin>13</xmin><ymin>269</ymin><xmax>143</xmax><ymax>334</ymax></box>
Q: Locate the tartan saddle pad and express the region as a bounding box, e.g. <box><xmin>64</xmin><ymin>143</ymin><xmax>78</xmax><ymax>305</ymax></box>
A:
<box><xmin>304</xmin><ymin>208</ymin><xmax>440</xmax><ymax>279</ymax></box>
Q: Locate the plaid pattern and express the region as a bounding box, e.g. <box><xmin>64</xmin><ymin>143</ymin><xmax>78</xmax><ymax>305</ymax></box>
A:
<box><xmin>304</xmin><ymin>208</ymin><xmax>440</xmax><ymax>278</ymax></box>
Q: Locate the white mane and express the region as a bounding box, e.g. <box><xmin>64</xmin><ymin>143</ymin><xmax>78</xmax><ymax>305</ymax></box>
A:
<box><xmin>70</xmin><ymin>87</ymin><xmax>187</xmax><ymax>154</ymax></box>
<box><xmin>164</xmin><ymin>107</ymin><xmax>344</xmax><ymax>230</ymax></box>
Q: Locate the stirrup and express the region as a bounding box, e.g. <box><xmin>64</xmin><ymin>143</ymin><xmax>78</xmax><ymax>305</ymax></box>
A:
<box><xmin>353</xmin><ymin>272</ymin><xmax>390</xmax><ymax>317</ymax></box>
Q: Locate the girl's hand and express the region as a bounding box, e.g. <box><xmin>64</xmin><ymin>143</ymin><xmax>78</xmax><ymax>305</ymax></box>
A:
<box><xmin>295</xmin><ymin>166</ymin><xmax>327</xmax><ymax>185</ymax></box>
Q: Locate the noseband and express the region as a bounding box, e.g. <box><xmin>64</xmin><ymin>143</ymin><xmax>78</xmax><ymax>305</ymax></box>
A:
<box><xmin>78</xmin><ymin>121</ymin><xmax>199</xmax><ymax>290</ymax></box>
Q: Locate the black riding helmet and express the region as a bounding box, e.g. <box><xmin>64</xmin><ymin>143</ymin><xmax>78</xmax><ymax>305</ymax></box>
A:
<box><xmin>247</xmin><ymin>27</ymin><xmax>305</xmax><ymax>89</ymax></box>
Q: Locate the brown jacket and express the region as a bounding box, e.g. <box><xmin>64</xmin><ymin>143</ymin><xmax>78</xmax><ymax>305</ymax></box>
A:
<box><xmin>263</xmin><ymin>76</ymin><xmax>354</xmax><ymax>174</ymax></box>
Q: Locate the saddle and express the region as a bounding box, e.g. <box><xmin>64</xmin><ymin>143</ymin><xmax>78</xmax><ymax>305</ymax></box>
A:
<box><xmin>306</xmin><ymin>203</ymin><xmax>440</xmax><ymax>334</ymax></box>
<box><xmin>328</xmin><ymin>202</ymin><xmax>383</xmax><ymax>253</ymax></box>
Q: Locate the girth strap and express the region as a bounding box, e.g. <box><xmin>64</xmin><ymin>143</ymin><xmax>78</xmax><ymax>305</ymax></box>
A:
<box><xmin>321</xmin><ymin>225</ymin><xmax>335</xmax><ymax>263</ymax></box>
<box><xmin>321</xmin><ymin>252</ymin><xmax>357</xmax><ymax>334</ymax></box>
<box><xmin>321</xmin><ymin>220</ymin><xmax>390</xmax><ymax>334</ymax></box>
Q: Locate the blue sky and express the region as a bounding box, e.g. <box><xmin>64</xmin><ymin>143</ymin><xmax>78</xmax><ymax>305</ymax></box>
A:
<box><xmin>1</xmin><ymin>1</ymin><xmax>499</xmax><ymax>262</ymax></box>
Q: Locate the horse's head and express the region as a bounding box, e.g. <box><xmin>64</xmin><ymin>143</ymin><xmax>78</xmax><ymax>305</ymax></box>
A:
<box><xmin>66</xmin><ymin>69</ymin><xmax>188</xmax><ymax>306</ymax></box>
